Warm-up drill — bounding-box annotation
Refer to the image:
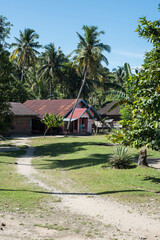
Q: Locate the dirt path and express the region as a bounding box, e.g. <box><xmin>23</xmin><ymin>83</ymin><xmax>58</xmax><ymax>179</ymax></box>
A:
<box><xmin>148</xmin><ymin>158</ymin><xmax>160</xmax><ymax>170</ymax></box>
<box><xmin>1</xmin><ymin>137</ymin><xmax>160</xmax><ymax>240</ymax></box>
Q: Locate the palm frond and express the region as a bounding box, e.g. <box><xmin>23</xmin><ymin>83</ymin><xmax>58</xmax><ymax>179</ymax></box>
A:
<box><xmin>95</xmin><ymin>43</ymin><xmax>111</xmax><ymax>53</ymax></box>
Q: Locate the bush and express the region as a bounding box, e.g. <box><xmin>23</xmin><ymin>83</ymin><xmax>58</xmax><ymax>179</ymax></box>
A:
<box><xmin>109</xmin><ymin>145</ymin><xmax>133</xmax><ymax>169</ymax></box>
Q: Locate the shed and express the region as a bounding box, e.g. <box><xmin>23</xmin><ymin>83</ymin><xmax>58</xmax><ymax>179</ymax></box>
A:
<box><xmin>9</xmin><ymin>102</ymin><xmax>38</xmax><ymax>135</ymax></box>
<box><xmin>97</xmin><ymin>101</ymin><xmax>121</xmax><ymax>121</ymax></box>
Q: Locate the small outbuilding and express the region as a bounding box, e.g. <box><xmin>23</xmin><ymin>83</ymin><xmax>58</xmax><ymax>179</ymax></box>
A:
<box><xmin>97</xmin><ymin>101</ymin><xmax>121</xmax><ymax>128</ymax></box>
<box><xmin>9</xmin><ymin>102</ymin><xmax>38</xmax><ymax>135</ymax></box>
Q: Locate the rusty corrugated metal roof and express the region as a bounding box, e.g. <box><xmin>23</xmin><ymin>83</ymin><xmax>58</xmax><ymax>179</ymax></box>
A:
<box><xmin>10</xmin><ymin>102</ymin><xmax>38</xmax><ymax>116</ymax></box>
<box><xmin>67</xmin><ymin>108</ymin><xmax>88</xmax><ymax>119</ymax></box>
<box><xmin>97</xmin><ymin>101</ymin><xmax>121</xmax><ymax>116</ymax></box>
<box><xmin>23</xmin><ymin>99</ymin><xmax>83</xmax><ymax>118</ymax></box>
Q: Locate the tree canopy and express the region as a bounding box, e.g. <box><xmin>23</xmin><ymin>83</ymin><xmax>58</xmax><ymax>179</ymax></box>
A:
<box><xmin>10</xmin><ymin>28</ymin><xmax>42</xmax><ymax>82</ymax></box>
<box><xmin>0</xmin><ymin>16</ymin><xmax>13</xmax><ymax>131</ymax></box>
<box><xmin>41</xmin><ymin>112</ymin><xmax>64</xmax><ymax>137</ymax></box>
<box><xmin>110</xmin><ymin>6</ymin><xmax>160</xmax><ymax>151</ymax></box>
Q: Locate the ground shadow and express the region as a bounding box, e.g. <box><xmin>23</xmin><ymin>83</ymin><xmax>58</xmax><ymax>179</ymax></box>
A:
<box><xmin>35</xmin><ymin>153</ymin><xmax>111</xmax><ymax>170</ymax></box>
<box><xmin>142</xmin><ymin>176</ymin><xmax>160</xmax><ymax>184</ymax></box>
<box><xmin>33</xmin><ymin>141</ymin><xmax>114</xmax><ymax>170</ymax></box>
<box><xmin>94</xmin><ymin>142</ymin><xmax>116</xmax><ymax>146</ymax></box>
<box><xmin>0</xmin><ymin>150</ymin><xmax>25</xmax><ymax>158</ymax></box>
<box><xmin>0</xmin><ymin>188</ymin><xmax>147</xmax><ymax>196</ymax></box>
<box><xmin>0</xmin><ymin>150</ymin><xmax>26</xmax><ymax>166</ymax></box>
<box><xmin>34</xmin><ymin>141</ymin><xmax>114</xmax><ymax>158</ymax></box>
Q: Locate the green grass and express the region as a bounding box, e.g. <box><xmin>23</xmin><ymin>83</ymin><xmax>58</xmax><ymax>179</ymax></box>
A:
<box><xmin>31</xmin><ymin>136</ymin><xmax>160</xmax><ymax>204</ymax></box>
<box><xmin>1</xmin><ymin>135</ymin><xmax>159</xmax><ymax>214</ymax></box>
<box><xmin>0</xmin><ymin>149</ymin><xmax>50</xmax><ymax>213</ymax></box>
<box><xmin>18</xmin><ymin>145</ymin><xmax>29</xmax><ymax>150</ymax></box>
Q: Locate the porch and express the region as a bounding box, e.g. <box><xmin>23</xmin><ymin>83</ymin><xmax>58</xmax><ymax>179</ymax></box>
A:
<box><xmin>63</xmin><ymin>118</ymin><xmax>93</xmax><ymax>134</ymax></box>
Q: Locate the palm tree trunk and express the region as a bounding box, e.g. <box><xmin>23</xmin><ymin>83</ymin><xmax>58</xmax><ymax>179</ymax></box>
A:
<box><xmin>66</xmin><ymin>68</ymin><xmax>87</xmax><ymax>134</ymax></box>
<box><xmin>50</xmin><ymin>79</ymin><xmax>52</xmax><ymax>97</ymax></box>
<box><xmin>21</xmin><ymin>58</ymin><xmax>25</xmax><ymax>83</ymax></box>
<box><xmin>21</xmin><ymin>66</ymin><xmax>24</xmax><ymax>83</ymax></box>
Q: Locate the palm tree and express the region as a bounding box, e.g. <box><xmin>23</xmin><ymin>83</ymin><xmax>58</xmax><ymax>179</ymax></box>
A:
<box><xmin>107</xmin><ymin>63</ymin><xmax>134</xmax><ymax>112</ymax></box>
<box><xmin>59</xmin><ymin>61</ymin><xmax>82</xmax><ymax>98</ymax></box>
<box><xmin>10</xmin><ymin>28</ymin><xmax>41</xmax><ymax>82</ymax></box>
<box><xmin>67</xmin><ymin>25</ymin><xmax>111</xmax><ymax>132</ymax></box>
<box><xmin>38</xmin><ymin>43</ymin><xmax>66</xmax><ymax>98</ymax></box>
<box><xmin>112</xmin><ymin>66</ymin><xmax>125</xmax><ymax>86</ymax></box>
<box><xmin>113</xmin><ymin>63</ymin><xmax>133</xmax><ymax>87</ymax></box>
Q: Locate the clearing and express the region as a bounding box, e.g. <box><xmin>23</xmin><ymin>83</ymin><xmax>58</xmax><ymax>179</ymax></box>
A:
<box><xmin>0</xmin><ymin>136</ymin><xmax>160</xmax><ymax>240</ymax></box>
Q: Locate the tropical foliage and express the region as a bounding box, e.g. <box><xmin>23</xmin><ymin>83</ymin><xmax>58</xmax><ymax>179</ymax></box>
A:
<box><xmin>0</xmin><ymin>19</ymin><xmax>122</xmax><ymax>107</ymax></box>
<box><xmin>72</xmin><ymin>25</ymin><xmax>111</xmax><ymax>78</ymax></box>
<box><xmin>108</xmin><ymin>5</ymin><xmax>160</xmax><ymax>151</ymax></box>
<box><xmin>10</xmin><ymin>28</ymin><xmax>41</xmax><ymax>82</ymax></box>
<box><xmin>0</xmin><ymin>15</ymin><xmax>13</xmax><ymax>131</ymax></box>
<box><xmin>109</xmin><ymin>146</ymin><xmax>134</xmax><ymax>169</ymax></box>
<box><xmin>67</xmin><ymin>25</ymin><xmax>111</xmax><ymax>131</ymax></box>
<box><xmin>38</xmin><ymin>43</ymin><xmax>66</xmax><ymax>98</ymax></box>
<box><xmin>41</xmin><ymin>112</ymin><xmax>64</xmax><ymax>137</ymax></box>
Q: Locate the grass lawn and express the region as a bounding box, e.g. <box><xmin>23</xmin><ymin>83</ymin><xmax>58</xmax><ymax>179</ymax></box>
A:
<box><xmin>0</xmin><ymin>148</ymin><xmax>51</xmax><ymax>213</ymax></box>
<box><xmin>31</xmin><ymin>135</ymin><xmax>160</xmax><ymax>205</ymax></box>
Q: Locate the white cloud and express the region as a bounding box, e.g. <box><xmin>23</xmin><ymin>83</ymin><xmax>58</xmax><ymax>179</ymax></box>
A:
<box><xmin>113</xmin><ymin>50</ymin><xmax>144</xmax><ymax>59</ymax></box>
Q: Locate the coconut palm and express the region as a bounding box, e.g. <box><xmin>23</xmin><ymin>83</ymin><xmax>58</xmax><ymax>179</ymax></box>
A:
<box><xmin>67</xmin><ymin>25</ymin><xmax>111</xmax><ymax>132</ymax></box>
<box><xmin>112</xmin><ymin>66</ymin><xmax>125</xmax><ymax>86</ymax></box>
<box><xmin>38</xmin><ymin>43</ymin><xmax>66</xmax><ymax>98</ymax></box>
<box><xmin>113</xmin><ymin>63</ymin><xmax>133</xmax><ymax>87</ymax></box>
<box><xmin>10</xmin><ymin>28</ymin><xmax>41</xmax><ymax>82</ymax></box>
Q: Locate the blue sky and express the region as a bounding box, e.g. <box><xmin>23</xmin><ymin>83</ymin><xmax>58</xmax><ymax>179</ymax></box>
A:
<box><xmin>0</xmin><ymin>0</ymin><xmax>159</xmax><ymax>70</ymax></box>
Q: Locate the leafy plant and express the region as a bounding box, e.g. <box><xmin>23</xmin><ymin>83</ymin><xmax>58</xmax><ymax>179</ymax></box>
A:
<box><xmin>41</xmin><ymin>112</ymin><xmax>64</xmax><ymax>137</ymax></box>
<box><xmin>109</xmin><ymin>146</ymin><xmax>134</xmax><ymax>169</ymax></box>
<box><xmin>108</xmin><ymin>5</ymin><xmax>160</xmax><ymax>151</ymax></box>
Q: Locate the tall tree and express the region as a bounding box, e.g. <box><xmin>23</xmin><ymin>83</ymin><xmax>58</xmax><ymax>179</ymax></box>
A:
<box><xmin>109</xmin><ymin>5</ymin><xmax>160</xmax><ymax>153</ymax></box>
<box><xmin>10</xmin><ymin>28</ymin><xmax>41</xmax><ymax>82</ymax></box>
<box><xmin>58</xmin><ymin>61</ymin><xmax>81</xmax><ymax>99</ymax></box>
<box><xmin>38</xmin><ymin>43</ymin><xmax>66</xmax><ymax>98</ymax></box>
<box><xmin>112</xmin><ymin>66</ymin><xmax>125</xmax><ymax>87</ymax></box>
<box><xmin>0</xmin><ymin>15</ymin><xmax>12</xmax><ymax>49</ymax></box>
<box><xmin>67</xmin><ymin>25</ymin><xmax>111</xmax><ymax>132</ymax></box>
<box><xmin>112</xmin><ymin>63</ymin><xmax>133</xmax><ymax>88</ymax></box>
<box><xmin>0</xmin><ymin>15</ymin><xmax>13</xmax><ymax>132</ymax></box>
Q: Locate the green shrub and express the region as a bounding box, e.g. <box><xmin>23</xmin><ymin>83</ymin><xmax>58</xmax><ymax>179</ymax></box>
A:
<box><xmin>109</xmin><ymin>146</ymin><xmax>134</xmax><ymax>169</ymax></box>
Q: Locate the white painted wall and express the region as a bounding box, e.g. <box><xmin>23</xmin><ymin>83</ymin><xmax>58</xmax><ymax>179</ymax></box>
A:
<box><xmin>87</xmin><ymin>119</ymin><xmax>93</xmax><ymax>133</ymax></box>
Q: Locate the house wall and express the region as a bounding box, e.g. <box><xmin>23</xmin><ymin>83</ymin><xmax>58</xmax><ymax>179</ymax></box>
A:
<box><xmin>63</xmin><ymin>118</ymin><xmax>93</xmax><ymax>134</ymax></box>
<box><xmin>9</xmin><ymin>116</ymin><xmax>32</xmax><ymax>135</ymax></box>
<box><xmin>87</xmin><ymin>119</ymin><xmax>93</xmax><ymax>133</ymax></box>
